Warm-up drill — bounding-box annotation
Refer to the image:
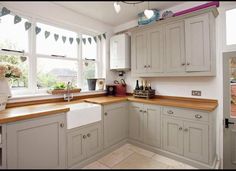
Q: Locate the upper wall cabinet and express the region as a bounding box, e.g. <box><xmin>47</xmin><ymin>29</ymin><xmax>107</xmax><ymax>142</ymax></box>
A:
<box><xmin>131</xmin><ymin>8</ymin><xmax>218</xmax><ymax>77</ymax></box>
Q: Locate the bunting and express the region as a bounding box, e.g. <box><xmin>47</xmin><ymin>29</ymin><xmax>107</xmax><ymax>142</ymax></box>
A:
<box><xmin>0</xmin><ymin>6</ymin><xmax>107</xmax><ymax>45</ymax></box>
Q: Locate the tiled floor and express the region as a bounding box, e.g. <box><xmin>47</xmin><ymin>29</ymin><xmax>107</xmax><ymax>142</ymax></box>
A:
<box><xmin>83</xmin><ymin>143</ymin><xmax>197</xmax><ymax>169</ymax></box>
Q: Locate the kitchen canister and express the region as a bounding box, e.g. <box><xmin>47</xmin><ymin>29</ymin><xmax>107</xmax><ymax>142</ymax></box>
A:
<box><xmin>0</xmin><ymin>93</ymin><xmax>8</xmax><ymax>111</ymax></box>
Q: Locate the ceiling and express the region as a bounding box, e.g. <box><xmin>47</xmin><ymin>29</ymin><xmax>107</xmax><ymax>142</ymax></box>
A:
<box><xmin>53</xmin><ymin>1</ymin><xmax>185</xmax><ymax>27</ymax></box>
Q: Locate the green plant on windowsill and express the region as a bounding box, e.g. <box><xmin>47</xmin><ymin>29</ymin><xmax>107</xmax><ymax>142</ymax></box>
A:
<box><xmin>47</xmin><ymin>82</ymin><xmax>81</xmax><ymax>95</ymax></box>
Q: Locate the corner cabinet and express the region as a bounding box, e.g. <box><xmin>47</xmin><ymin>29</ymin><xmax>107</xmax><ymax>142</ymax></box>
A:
<box><xmin>131</xmin><ymin>8</ymin><xmax>218</xmax><ymax>77</ymax></box>
<box><xmin>6</xmin><ymin>114</ymin><xmax>66</xmax><ymax>169</ymax></box>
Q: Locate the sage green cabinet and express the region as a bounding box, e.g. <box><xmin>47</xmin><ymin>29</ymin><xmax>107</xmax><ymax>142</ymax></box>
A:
<box><xmin>67</xmin><ymin>122</ymin><xmax>102</xmax><ymax>168</ymax></box>
<box><xmin>129</xmin><ymin>102</ymin><xmax>161</xmax><ymax>148</ymax></box>
<box><xmin>103</xmin><ymin>102</ymin><xmax>128</xmax><ymax>149</ymax></box>
<box><xmin>6</xmin><ymin>114</ymin><xmax>66</xmax><ymax>169</ymax></box>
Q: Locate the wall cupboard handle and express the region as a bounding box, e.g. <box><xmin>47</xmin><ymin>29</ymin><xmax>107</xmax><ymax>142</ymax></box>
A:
<box><xmin>83</xmin><ymin>135</ymin><xmax>87</xmax><ymax>139</ymax></box>
<box><xmin>179</xmin><ymin>127</ymin><xmax>182</xmax><ymax>131</ymax></box>
<box><xmin>195</xmin><ymin>114</ymin><xmax>202</xmax><ymax>119</ymax></box>
<box><xmin>144</xmin><ymin>65</ymin><xmax>147</xmax><ymax>68</ymax></box>
<box><xmin>139</xmin><ymin>109</ymin><xmax>143</xmax><ymax>112</ymax></box>
<box><xmin>87</xmin><ymin>133</ymin><xmax>91</xmax><ymax>137</ymax></box>
<box><xmin>187</xmin><ymin>62</ymin><xmax>190</xmax><ymax>65</ymax></box>
<box><xmin>167</xmin><ymin>110</ymin><xmax>173</xmax><ymax>114</ymax></box>
<box><xmin>181</xmin><ymin>63</ymin><xmax>185</xmax><ymax>66</ymax></box>
<box><xmin>104</xmin><ymin>112</ymin><xmax>108</xmax><ymax>116</ymax></box>
<box><xmin>147</xmin><ymin>65</ymin><xmax>151</xmax><ymax>68</ymax></box>
<box><xmin>60</xmin><ymin>123</ymin><xmax>64</xmax><ymax>128</ymax></box>
<box><xmin>143</xmin><ymin>110</ymin><xmax>147</xmax><ymax>113</ymax></box>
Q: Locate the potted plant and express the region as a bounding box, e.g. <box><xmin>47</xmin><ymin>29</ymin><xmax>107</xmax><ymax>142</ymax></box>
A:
<box><xmin>0</xmin><ymin>62</ymin><xmax>22</xmax><ymax>98</ymax></box>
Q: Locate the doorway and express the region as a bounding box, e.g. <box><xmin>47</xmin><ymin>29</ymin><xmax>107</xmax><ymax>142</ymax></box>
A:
<box><xmin>223</xmin><ymin>51</ymin><xmax>236</xmax><ymax>169</ymax></box>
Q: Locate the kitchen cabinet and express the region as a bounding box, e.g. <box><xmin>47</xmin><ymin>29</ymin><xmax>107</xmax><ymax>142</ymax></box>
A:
<box><xmin>67</xmin><ymin>122</ymin><xmax>102</xmax><ymax>168</ymax></box>
<box><xmin>103</xmin><ymin>102</ymin><xmax>128</xmax><ymax>149</ymax></box>
<box><xmin>131</xmin><ymin>26</ymin><xmax>163</xmax><ymax>74</ymax></box>
<box><xmin>131</xmin><ymin>8</ymin><xmax>217</xmax><ymax>77</ymax></box>
<box><xmin>6</xmin><ymin>114</ymin><xmax>66</xmax><ymax>169</ymax></box>
<box><xmin>129</xmin><ymin>102</ymin><xmax>161</xmax><ymax>148</ymax></box>
<box><xmin>185</xmin><ymin>13</ymin><xmax>210</xmax><ymax>72</ymax></box>
<box><xmin>165</xmin><ymin>20</ymin><xmax>185</xmax><ymax>73</ymax></box>
<box><xmin>162</xmin><ymin>106</ymin><xmax>210</xmax><ymax>164</ymax></box>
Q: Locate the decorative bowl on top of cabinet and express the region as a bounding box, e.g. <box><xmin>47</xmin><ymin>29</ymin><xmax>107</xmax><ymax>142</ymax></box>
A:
<box><xmin>131</xmin><ymin>7</ymin><xmax>218</xmax><ymax>77</ymax></box>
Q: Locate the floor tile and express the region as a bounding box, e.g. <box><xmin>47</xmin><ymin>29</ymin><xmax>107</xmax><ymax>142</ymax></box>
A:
<box><xmin>83</xmin><ymin>161</ymin><xmax>110</xmax><ymax>169</ymax></box>
<box><xmin>152</xmin><ymin>154</ymin><xmax>196</xmax><ymax>169</ymax></box>
<box><xmin>98</xmin><ymin>145</ymin><xmax>134</xmax><ymax>167</ymax></box>
<box><xmin>113</xmin><ymin>153</ymin><xmax>171</xmax><ymax>169</ymax></box>
<box><xmin>127</xmin><ymin>144</ymin><xmax>156</xmax><ymax>158</ymax></box>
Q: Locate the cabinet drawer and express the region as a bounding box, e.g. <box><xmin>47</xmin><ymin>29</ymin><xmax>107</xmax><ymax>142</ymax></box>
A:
<box><xmin>162</xmin><ymin>107</ymin><xmax>209</xmax><ymax>122</ymax></box>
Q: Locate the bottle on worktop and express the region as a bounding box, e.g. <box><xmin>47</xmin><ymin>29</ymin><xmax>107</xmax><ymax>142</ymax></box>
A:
<box><xmin>135</xmin><ymin>80</ymin><xmax>140</xmax><ymax>90</ymax></box>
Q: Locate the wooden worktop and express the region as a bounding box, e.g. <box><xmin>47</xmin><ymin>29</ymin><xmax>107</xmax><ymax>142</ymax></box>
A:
<box><xmin>0</xmin><ymin>103</ymin><xmax>70</xmax><ymax>124</ymax></box>
<box><xmin>84</xmin><ymin>95</ymin><xmax>218</xmax><ymax>112</ymax></box>
<box><xmin>0</xmin><ymin>95</ymin><xmax>218</xmax><ymax>124</ymax></box>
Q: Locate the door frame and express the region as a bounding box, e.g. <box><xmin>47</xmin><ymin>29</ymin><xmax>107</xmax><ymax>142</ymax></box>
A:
<box><xmin>223</xmin><ymin>51</ymin><xmax>236</xmax><ymax>169</ymax></box>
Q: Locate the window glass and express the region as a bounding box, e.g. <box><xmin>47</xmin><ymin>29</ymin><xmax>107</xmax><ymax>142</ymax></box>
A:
<box><xmin>0</xmin><ymin>54</ymin><xmax>28</xmax><ymax>89</ymax></box>
<box><xmin>36</xmin><ymin>22</ymin><xmax>78</xmax><ymax>58</ymax></box>
<box><xmin>0</xmin><ymin>15</ymin><xmax>29</xmax><ymax>52</ymax></box>
<box><xmin>82</xmin><ymin>61</ymin><xmax>96</xmax><ymax>90</ymax></box>
<box><xmin>37</xmin><ymin>58</ymin><xmax>78</xmax><ymax>89</ymax></box>
<box><xmin>82</xmin><ymin>34</ymin><xmax>97</xmax><ymax>60</ymax></box>
<box><xmin>226</xmin><ymin>8</ymin><xmax>236</xmax><ymax>45</ymax></box>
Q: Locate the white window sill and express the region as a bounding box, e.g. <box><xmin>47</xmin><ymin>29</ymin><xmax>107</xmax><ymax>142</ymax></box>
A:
<box><xmin>8</xmin><ymin>90</ymin><xmax>106</xmax><ymax>103</ymax></box>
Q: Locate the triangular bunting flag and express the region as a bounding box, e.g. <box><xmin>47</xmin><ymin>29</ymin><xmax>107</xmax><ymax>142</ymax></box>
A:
<box><xmin>14</xmin><ymin>15</ymin><xmax>21</xmax><ymax>24</ymax></box>
<box><xmin>103</xmin><ymin>33</ymin><xmax>106</xmax><ymax>39</ymax></box>
<box><xmin>88</xmin><ymin>37</ymin><xmax>92</xmax><ymax>44</ymax></box>
<box><xmin>24</xmin><ymin>22</ymin><xmax>32</xmax><ymax>30</ymax></box>
<box><xmin>45</xmin><ymin>31</ymin><xmax>50</xmax><ymax>39</ymax></box>
<box><xmin>93</xmin><ymin>36</ymin><xmax>97</xmax><ymax>43</ymax></box>
<box><xmin>62</xmin><ymin>36</ymin><xmax>66</xmax><ymax>43</ymax></box>
<box><xmin>69</xmin><ymin>37</ymin><xmax>74</xmax><ymax>44</ymax></box>
<box><xmin>82</xmin><ymin>38</ymin><xmax>86</xmax><ymax>44</ymax></box>
<box><xmin>0</xmin><ymin>7</ymin><xmax>10</xmax><ymax>17</ymax></box>
<box><xmin>98</xmin><ymin>35</ymin><xmax>102</xmax><ymax>41</ymax></box>
<box><xmin>76</xmin><ymin>38</ymin><xmax>80</xmax><ymax>45</ymax></box>
<box><xmin>35</xmin><ymin>26</ymin><xmax>41</xmax><ymax>35</ymax></box>
<box><xmin>54</xmin><ymin>34</ymin><xmax>59</xmax><ymax>41</ymax></box>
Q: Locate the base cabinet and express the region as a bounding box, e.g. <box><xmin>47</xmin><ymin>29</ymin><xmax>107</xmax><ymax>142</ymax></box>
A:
<box><xmin>6</xmin><ymin>114</ymin><xmax>66</xmax><ymax>169</ymax></box>
<box><xmin>67</xmin><ymin>122</ymin><xmax>102</xmax><ymax>168</ymax></box>
<box><xmin>129</xmin><ymin>102</ymin><xmax>161</xmax><ymax>148</ymax></box>
<box><xmin>103</xmin><ymin>102</ymin><xmax>128</xmax><ymax>149</ymax></box>
<box><xmin>162</xmin><ymin>106</ymin><xmax>210</xmax><ymax>164</ymax></box>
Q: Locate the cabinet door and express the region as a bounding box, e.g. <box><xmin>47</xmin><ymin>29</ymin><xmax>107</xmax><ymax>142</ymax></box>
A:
<box><xmin>147</xmin><ymin>26</ymin><xmax>164</xmax><ymax>73</ymax></box>
<box><xmin>165</xmin><ymin>20</ymin><xmax>185</xmax><ymax>73</ymax></box>
<box><xmin>143</xmin><ymin>105</ymin><xmax>161</xmax><ymax>148</ymax></box>
<box><xmin>86</xmin><ymin>123</ymin><xmax>102</xmax><ymax>158</ymax></box>
<box><xmin>162</xmin><ymin>117</ymin><xmax>183</xmax><ymax>155</ymax></box>
<box><xmin>104</xmin><ymin>103</ymin><xmax>128</xmax><ymax>148</ymax></box>
<box><xmin>185</xmin><ymin>13</ymin><xmax>210</xmax><ymax>72</ymax></box>
<box><xmin>131</xmin><ymin>31</ymin><xmax>148</xmax><ymax>74</ymax></box>
<box><xmin>7</xmin><ymin>114</ymin><xmax>66</xmax><ymax>169</ymax></box>
<box><xmin>128</xmin><ymin>103</ymin><xmax>143</xmax><ymax>141</ymax></box>
<box><xmin>67</xmin><ymin>128</ymin><xmax>86</xmax><ymax>168</ymax></box>
<box><xmin>183</xmin><ymin>121</ymin><xmax>209</xmax><ymax>163</ymax></box>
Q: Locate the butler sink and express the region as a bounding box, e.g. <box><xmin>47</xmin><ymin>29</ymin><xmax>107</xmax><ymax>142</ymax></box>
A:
<box><xmin>66</xmin><ymin>102</ymin><xmax>101</xmax><ymax>129</ymax></box>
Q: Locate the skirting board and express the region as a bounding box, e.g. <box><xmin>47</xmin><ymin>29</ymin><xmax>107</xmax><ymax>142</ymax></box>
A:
<box><xmin>128</xmin><ymin>139</ymin><xmax>219</xmax><ymax>169</ymax></box>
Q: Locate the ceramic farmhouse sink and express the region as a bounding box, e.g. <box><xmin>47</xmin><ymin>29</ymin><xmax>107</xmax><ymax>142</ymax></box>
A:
<box><xmin>66</xmin><ymin>102</ymin><xmax>101</xmax><ymax>129</ymax></box>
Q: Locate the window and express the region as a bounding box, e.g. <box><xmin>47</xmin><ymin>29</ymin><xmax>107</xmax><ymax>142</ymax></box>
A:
<box><xmin>226</xmin><ymin>8</ymin><xmax>236</xmax><ymax>45</ymax></box>
<box><xmin>0</xmin><ymin>14</ymin><xmax>29</xmax><ymax>91</ymax></box>
<box><xmin>81</xmin><ymin>34</ymin><xmax>98</xmax><ymax>90</ymax></box>
<box><xmin>0</xmin><ymin>12</ymin><xmax>102</xmax><ymax>96</ymax></box>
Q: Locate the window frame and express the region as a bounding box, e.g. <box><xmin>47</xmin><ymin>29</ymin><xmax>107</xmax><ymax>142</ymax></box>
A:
<box><xmin>0</xmin><ymin>11</ymin><xmax>102</xmax><ymax>96</ymax></box>
<box><xmin>222</xmin><ymin>3</ymin><xmax>236</xmax><ymax>52</ymax></box>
